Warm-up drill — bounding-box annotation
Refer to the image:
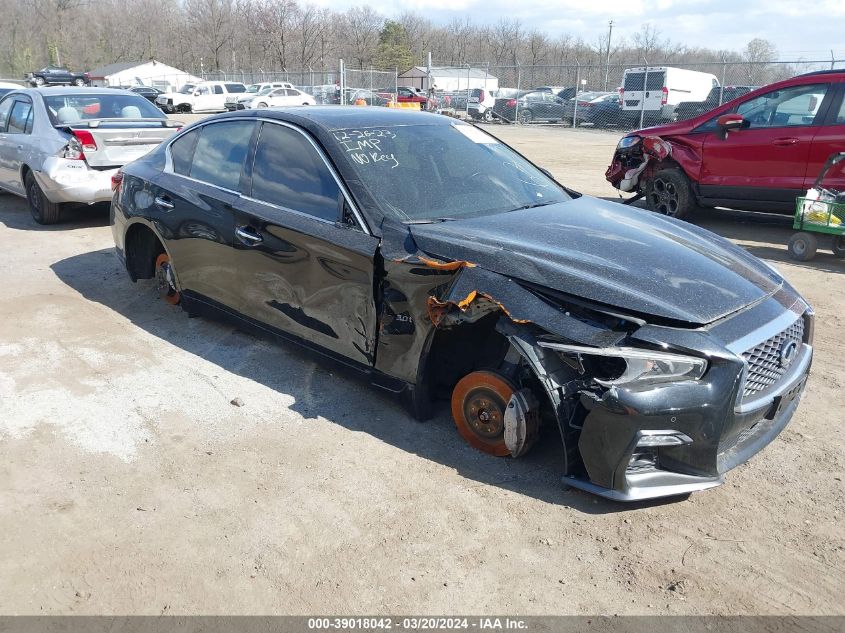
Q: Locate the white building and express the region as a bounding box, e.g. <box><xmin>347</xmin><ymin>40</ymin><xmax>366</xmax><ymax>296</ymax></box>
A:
<box><xmin>398</xmin><ymin>66</ymin><xmax>499</xmax><ymax>92</ymax></box>
<box><xmin>87</xmin><ymin>60</ymin><xmax>202</xmax><ymax>91</ymax></box>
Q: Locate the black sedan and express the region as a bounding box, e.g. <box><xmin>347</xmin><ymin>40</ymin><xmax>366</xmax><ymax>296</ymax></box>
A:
<box><xmin>111</xmin><ymin>107</ymin><xmax>813</xmax><ymax>501</ymax></box>
<box><xmin>491</xmin><ymin>90</ymin><xmax>566</xmax><ymax>123</ymax></box>
<box><xmin>128</xmin><ymin>86</ymin><xmax>164</xmax><ymax>103</ymax></box>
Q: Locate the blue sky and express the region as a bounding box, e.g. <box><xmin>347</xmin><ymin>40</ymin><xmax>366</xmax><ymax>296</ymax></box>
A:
<box><xmin>315</xmin><ymin>0</ymin><xmax>844</xmax><ymax>60</ymax></box>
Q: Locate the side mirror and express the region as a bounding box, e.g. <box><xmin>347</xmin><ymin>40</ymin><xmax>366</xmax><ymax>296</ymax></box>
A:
<box><xmin>716</xmin><ymin>113</ymin><xmax>748</xmax><ymax>140</ymax></box>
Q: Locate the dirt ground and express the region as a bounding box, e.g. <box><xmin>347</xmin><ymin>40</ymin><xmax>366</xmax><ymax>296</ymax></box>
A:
<box><xmin>0</xmin><ymin>120</ymin><xmax>843</xmax><ymax>616</ymax></box>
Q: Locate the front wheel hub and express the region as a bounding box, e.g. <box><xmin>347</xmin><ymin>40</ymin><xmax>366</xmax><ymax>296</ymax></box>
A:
<box><xmin>451</xmin><ymin>370</ymin><xmax>517</xmax><ymax>456</ymax></box>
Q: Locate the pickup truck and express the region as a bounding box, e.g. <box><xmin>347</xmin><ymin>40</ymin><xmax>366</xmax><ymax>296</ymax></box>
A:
<box><xmin>155</xmin><ymin>81</ymin><xmax>248</xmax><ymax>113</ymax></box>
<box><xmin>673</xmin><ymin>85</ymin><xmax>756</xmax><ymax>121</ymax></box>
<box><xmin>26</xmin><ymin>66</ymin><xmax>90</xmax><ymax>87</ymax></box>
<box><xmin>225</xmin><ymin>82</ymin><xmax>294</xmax><ymax>110</ymax></box>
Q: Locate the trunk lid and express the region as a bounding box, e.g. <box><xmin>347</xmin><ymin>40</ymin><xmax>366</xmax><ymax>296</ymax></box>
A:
<box><xmin>64</xmin><ymin>121</ymin><xmax>179</xmax><ymax>168</ymax></box>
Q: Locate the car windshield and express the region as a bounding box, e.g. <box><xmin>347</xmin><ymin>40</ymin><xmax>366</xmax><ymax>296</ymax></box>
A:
<box><xmin>178</xmin><ymin>84</ymin><xmax>195</xmax><ymax>94</ymax></box>
<box><xmin>246</xmin><ymin>85</ymin><xmax>260</xmax><ymax>93</ymax></box>
<box><xmin>257</xmin><ymin>86</ymin><xmax>274</xmax><ymax>95</ymax></box>
<box><xmin>44</xmin><ymin>94</ymin><xmax>166</xmax><ymax>124</ymax></box>
<box><xmin>335</xmin><ymin>122</ymin><xmax>570</xmax><ymax>223</ymax></box>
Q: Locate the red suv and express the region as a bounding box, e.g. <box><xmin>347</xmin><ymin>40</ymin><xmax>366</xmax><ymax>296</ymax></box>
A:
<box><xmin>606</xmin><ymin>69</ymin><xmax>845</xmax><ymax>219</ymax></box>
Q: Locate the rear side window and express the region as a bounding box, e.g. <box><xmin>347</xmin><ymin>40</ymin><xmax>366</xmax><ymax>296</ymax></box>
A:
<box><xmin>170</xmin><ymin>129</ymin><xmax>200</xmax><ymax>176</ymax></box>
<box><xmin>0</xmin><ymin>97</ymin><xmax>14</xmax><ymax>132</ymax></box>
<box><xmin>189</xmin><ymin>121</ymin><xmax>255</xmax><ymax>191</ymax></box>
<box><xmin>225</xmin><ymin>83</ymin><xmax>246</xmax><ymax>93</ymax></box>
<box><xmin>250</xmin><ymin>123</ymin><xmax>340</xmax><ymax>222</ymax></box>
<box><xmin>214</xmin><ymin>85</ymin><xmax>224</xmax><ymax>95</ymax></box>
<box><xmin>7</xmin><ymin>100</ymin><xmax>33</xmax><ymax>134</ymax></box>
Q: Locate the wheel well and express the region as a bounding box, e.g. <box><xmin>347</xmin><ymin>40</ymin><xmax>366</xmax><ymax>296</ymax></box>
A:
<box><xmin>20</xmin><ymin>164</ymin><xmax>32</xmax><ymax>184</ymax></box>
<box><xmin>124</xmin><ymin>224</ymin><xmax>165</xmax><ymax>281</ymax></box>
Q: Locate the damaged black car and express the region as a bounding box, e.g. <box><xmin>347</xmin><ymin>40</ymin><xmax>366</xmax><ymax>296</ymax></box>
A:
<box><xmin>110</xmin><ymin>107</ymin><xmax>814</xmax><ymax>501</ymax></box>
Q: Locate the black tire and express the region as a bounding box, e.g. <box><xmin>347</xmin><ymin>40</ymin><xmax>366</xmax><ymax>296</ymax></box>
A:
<box><xmin>256</xmin><ymin>102</ymin><xmax>268</xmax><ymax>109</ymax></box>
<box><xmin>645</xmin><ymin>168</ymin><xmax>695</xmax><ymax>220</ymax></box>
<box><xmin>482</xmin><ymin>109</ymin><xmax>493</xmax><ymax>122</ymax></box>
<box><xmin>25</xmin><ymin>171</ymin><xmax>62</xmax><ymax>225</ymax></box>
<box><xmin>176</xmin><ymin>103</ymin><xmax>191</xmax><ymax>114</ymax></box>
<box><xmin>788</xmin><ymin>232</ymin><xmax>818</xmax><ymax>261</ymax></box>
<box><xmin>73</xmin><ymin>78</ymin><xmax>86</xmax><ymax>86</ymax></box>
<box><xmin>830</xmin><ymin>235</ymin><xmax>845</xmax><ymax>259</ymax></box>
<box><xmin>518</xmin><ymin>109</ymin><xmax>533</xmax><ymax>124</ymax></box>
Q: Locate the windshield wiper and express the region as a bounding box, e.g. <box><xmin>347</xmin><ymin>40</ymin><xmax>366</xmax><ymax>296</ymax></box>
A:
<box><xmin>403</xmin><ymin>217</ymin><xmax>458</xmax><ymax>225</ymax></box>
<box><xmin>510</xmin><ymin>201</ymin><xmax>557</xmax><ymax>212</ymax></box>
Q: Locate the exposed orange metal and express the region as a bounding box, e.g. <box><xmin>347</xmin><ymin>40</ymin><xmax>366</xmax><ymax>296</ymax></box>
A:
<box><xmin>451</xmin><ymin>370</ymin><xmax>516</xmax><ymax>457</ymax></box>
<box><xmin>427</xmin><ymin>291</ymin><xmax>530</xmax><ymax>327</ymax></box>
<box><xmin>155</xmin><ymin>253</ymin><xmax>181</xmax><ymax>305</ymax></box>
<box><xmin>417</xmin><ymin>255</ymin><xmax>477</xmax><ymax>271</ymax></box>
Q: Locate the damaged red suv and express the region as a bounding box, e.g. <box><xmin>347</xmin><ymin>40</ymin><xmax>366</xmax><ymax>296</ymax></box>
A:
<box><xmin>607</xmin><ymin>69</ymin><xmax>845</xmax><ymax>219</ymax></box>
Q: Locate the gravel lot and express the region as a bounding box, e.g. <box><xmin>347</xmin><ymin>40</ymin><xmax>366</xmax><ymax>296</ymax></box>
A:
<box><xmin>0</xmin><ymin>118</ymin><xmax>843</xmax><ymax>615</ymax></box>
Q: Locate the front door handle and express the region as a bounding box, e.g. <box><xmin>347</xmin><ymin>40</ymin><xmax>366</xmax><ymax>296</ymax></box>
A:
<box><xmin>154</xmin><ymin>196</ymin><xmax>174</xmax><ymax>210</ymax></box>
<box><xmin>236</xmin><ymin>226</ymin><xmax>263</xmax><ymax>245</ymax></box>
<box><xmin>772</xmin><ymin>137</ymin><xmax>799</xmax><ymax>146</ymax></box>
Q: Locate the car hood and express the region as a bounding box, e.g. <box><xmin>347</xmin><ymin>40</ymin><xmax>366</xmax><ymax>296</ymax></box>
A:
<box><xmin>407</xmin><ymin>196</ymin><xmax>782</xmax><ymax>325</ymax></box>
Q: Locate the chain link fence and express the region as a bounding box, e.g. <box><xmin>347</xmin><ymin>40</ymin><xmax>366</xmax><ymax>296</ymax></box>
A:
<box><xmin>428</xmin><ymin>57</ymin><xmax>844</xmax><ymax>130</ymax></box>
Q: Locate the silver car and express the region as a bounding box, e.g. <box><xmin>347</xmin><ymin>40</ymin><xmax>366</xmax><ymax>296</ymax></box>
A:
<box><xmin>0</xmin><ymin>87</ymin><xmax>181</xmax><ymax>224</ymax></box>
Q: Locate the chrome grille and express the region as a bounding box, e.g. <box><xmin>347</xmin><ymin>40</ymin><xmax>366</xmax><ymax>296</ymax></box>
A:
<box><xmin>742</xmin><ymin>317</ymin><xmax>804</xmax><ymax>398</ymax></box>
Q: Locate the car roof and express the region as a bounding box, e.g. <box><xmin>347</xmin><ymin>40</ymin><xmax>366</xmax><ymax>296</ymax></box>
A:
<box><xmin>24</xmin><ymin>86</ymin><xmax>139</xmax><ymax>96</ymax></box>
<box><xmin>207</xmin><ymin>105</ymin><xmax>451</xmax><ymax>131</ymax></box>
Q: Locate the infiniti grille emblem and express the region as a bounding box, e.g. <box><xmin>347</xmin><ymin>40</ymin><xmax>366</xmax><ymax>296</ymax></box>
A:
<box><xmin>779</xmin><ymin>340</ymin><xmax>798</xmax><ymax>368</ymax></box>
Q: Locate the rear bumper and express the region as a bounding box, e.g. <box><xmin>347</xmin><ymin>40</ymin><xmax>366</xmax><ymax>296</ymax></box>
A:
<box><xmin>34</xmin><ymin>157</ymin><xmax>117</xmax><ymax>204</ymax></box>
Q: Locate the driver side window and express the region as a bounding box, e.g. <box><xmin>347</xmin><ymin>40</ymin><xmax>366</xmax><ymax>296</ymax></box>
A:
<box><xmin>736</xmin><ymin>83</ymin><xmax>828</xmax><ymax>128</ymax></box>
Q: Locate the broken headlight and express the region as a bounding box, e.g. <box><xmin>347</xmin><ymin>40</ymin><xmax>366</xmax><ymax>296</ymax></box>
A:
<box><xmin>616</xmin><ymin>135</ymin><xmax>641</xmax><ymax>151</ymax></box>
<box><xmin>538</xmin><ymin>342</ymin><xmax>707</xmax><ymax>387</ymax></box>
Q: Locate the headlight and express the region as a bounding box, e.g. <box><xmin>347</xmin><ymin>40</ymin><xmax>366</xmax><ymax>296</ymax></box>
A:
<box><xmin>537</xmin><ymin>342</ymin><xmax>707</xmax><ymax>386</ymax></box>
<box><xmin>616</xmin><ymin>135</ymin><xmax>641</xmax><ymax>150</ymax></box>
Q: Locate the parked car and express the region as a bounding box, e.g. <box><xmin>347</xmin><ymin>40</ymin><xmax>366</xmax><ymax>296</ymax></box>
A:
<box><xmin>26</xmin><ymin>66</ymin><xmax>90</xmax><ymax>87</ymax></box>
<box><xmin>225</xmin><ymin>82</ymin><xmax>294</xmax><ymax>111</ymax></box>
<box><xmin>492</xmin><ymin>90</ymin><xmax>566</xmax><ymax>123</ymax></box>
<box><xmin>0</xmin><ymin>81</ymin><xmax>22</xmax><ymax>99</ymax></box>
<box><xmin>246</xmin><ymin>87</ymin><xmax>316</xmax><ymax>108</ymax></box>
<box><xmin>379</xmin><ymin>86</ymin><xmax>428</xmax><ymax>107</ymax></box>
<box><xmin>0</xmin><ymin>87</ymin><xmax>180</xmax><ymax>224</ymax></box>
<box><xmin>111</xmin><ymin>106</ymin><xmax>813</xmax><ymax>502</ymax></box>
<box><xmin>125</xmin><ymin>86</ymin><xmax>164</xmax><ymax>103</ymax></box>
<box><xmin>561</xmin><ymin>91</ymin><xmax>610</xmax><ymax>124</ymax></box>
<box><xmin>349</xmin><ymin>89</ymin><xmax>389</xmax><ymax>106</ymax></box>
<box><xmin>606</xmin><ymin>69</ymin><xmax>845</xmax><ymax>219</ymax></box>
<box><xmin>467</xmin><ymin>88</ymin><xmax>497</xmax><ymax>121</ymax></box>
<box><xmin>155</xmin><ymin>81</ymin><xmax>248</xmax><ymax>113</ymax></box>
<box><xmin>621</xmin><ymin>66</ymin><xmax>719</xmax><ymax>125</ymax></box>
<box><xmin>673</xmin><ymin>85</ymin><xmax>758</xmax><ymax>121</ymax></box>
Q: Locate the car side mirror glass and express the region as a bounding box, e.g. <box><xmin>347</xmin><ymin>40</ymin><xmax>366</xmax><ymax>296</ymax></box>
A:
<box><xmin>716</xmin><ymin>113</ymin><xmax>749</xmax><ymax>140</ymax></box>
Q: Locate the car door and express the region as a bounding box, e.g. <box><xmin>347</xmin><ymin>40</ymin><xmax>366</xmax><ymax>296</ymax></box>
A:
<box><xmin>0</xmin><ymin>95</ymin><xmax>17</xmax><ymax>190</ymax></box>
<box><xmin>192</xmin><ymin>85</ymin><xmax>214</xmax><ymax>111</ymax></box>
<box><xmin>0</xmin><ymin>96</ymin><xmax>33</xmax><ymax>194</ymax></box>
<box><xmin>699</xmin><ymin>82</ymin><xmax>833</xmax><ymax>201</ymax></box>
<box><xmin>150</xmin><ymin>119</ymin><xmax>257</xmax><ymax>311</ymax></box>
<box><xmin>231</xmin><ymin>120</ymin><xmax>380</xmax><ymax>366</ymax></box>
<box><xmin>805</xmin><ymin>83</ymin><xmax>845</xmax><ymax>191</ymax></box>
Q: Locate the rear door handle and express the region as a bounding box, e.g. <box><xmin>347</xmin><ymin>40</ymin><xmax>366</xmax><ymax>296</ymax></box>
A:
<box><xmin>154</xmin><ymin>196</ymin><xmax>174</xmax><ymax>210</ymax></box>
<box><xmin>236</xmin><ymin>226</ymin><xmax>263</xmax><ymax>245</ymax></box>
<box><xmin>772</xmin><ymin>137</ymin><xmax>799</xmax><ymax>146</ymax></box>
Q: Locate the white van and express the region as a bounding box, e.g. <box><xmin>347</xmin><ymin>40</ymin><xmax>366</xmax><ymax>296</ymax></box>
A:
<box><xmin>621</xmin><ymin>66</ymin><xmax>719</xmax><ymax>123</ymax></box>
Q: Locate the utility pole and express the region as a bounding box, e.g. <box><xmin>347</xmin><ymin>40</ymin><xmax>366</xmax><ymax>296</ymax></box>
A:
<box><xmin>603</xmin><ymin>20</ymin><xmax>613</xmax><ymax>91</ymax></box>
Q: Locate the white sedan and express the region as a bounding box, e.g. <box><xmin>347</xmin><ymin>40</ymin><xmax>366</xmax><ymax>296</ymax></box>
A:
<box><xmin>247</xmin><ymin>88</ymin><xmax>316</xmax><ymax>109</ymax></box>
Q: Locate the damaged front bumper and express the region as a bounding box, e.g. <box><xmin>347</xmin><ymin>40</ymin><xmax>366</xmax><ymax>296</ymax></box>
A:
<box><xmin>34</xmin><ymin>157</ymin><xmax>117</xmax><ymax>204</ymax></box>
<box><xmin>557</xmin><ymin>303</ymin><xmax>813</xmax><ymax>502</ymax></box>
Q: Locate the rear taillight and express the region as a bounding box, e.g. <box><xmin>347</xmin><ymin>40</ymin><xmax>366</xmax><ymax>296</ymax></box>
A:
<box><xmin>74</xmin><ymin>130</ymin><xmax>98</xmax><ymax>152</ymax></box>
<box><xmin>620</xmin><ymin>88</ymin><xmax>624</xmax><ymax>98</ymax></box>
<box><xmin>479</xmin><ymin>92</ymin><xmax>485</xmax><ymax>104</ymax></box>
<box><xmin>661</xmin><ymin>87</ymin><xmax>668</xmax><ymax>105</ymax></box>
<box><xmin>111</xmin><ymin>171</ymin><xmax>124</xmax><ymax>193</ymax></box>
<box><xmin>506</xmin><ymin>99</ymin><xmax>517</xmax><ymax>108</ymax></box>
<box><xmin>62</xmin><ymin>130</ymin><xmax>97</xmax><ymax>161</ymax></box>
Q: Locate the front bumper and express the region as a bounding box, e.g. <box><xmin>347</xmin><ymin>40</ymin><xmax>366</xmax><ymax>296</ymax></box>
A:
<box><xmin>561</xmin><ymin>300</ymin><xmax>813</xmax><ymax>502</ymax></box>
<box><xmin>34</xmin><ymin>157</ymin><xmax>117</xmax><ymax>204</ymax></box>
